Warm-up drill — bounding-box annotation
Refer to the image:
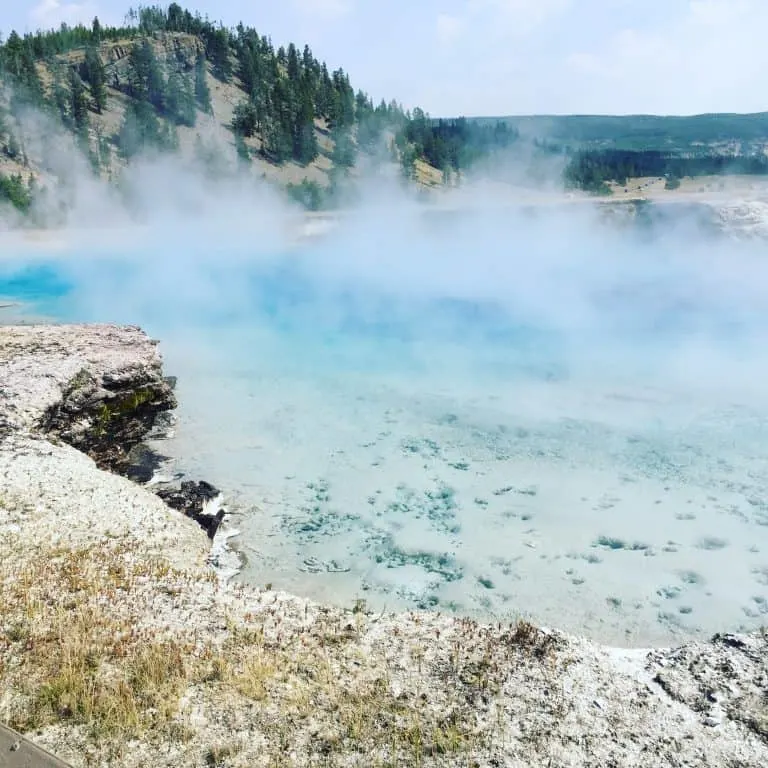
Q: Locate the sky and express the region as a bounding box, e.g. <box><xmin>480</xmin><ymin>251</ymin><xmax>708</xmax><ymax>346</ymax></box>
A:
<box><xmin>3</xmin><ymin>0</ymin><xmax>768</xmax><ymax>117</ymax></box>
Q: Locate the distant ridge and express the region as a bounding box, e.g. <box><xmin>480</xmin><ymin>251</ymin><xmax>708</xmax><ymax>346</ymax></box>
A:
<box><xmin>461</xmin><ymin>113</ymin><xmax>768</xmax><ymax>151</ymax></box>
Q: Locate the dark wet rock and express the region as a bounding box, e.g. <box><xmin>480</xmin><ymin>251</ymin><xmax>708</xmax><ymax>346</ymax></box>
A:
<box><xmin>39</xmin><ymin>367</ymin><xmax>176</xmax><ymax>474</ymax></box>
<box><xmin>146</xmin><ymin>409</ymin><xmax>176</xmax><ymax>440</ymax></box>
<box><xmin>156</xmin><ymin>480</ymin><xmax>225</xmax><ymax>539</ymax></box>
<box><xmin>124</xmin><ymin>443</ymin><xmax>171</xmax><ymax>484</ymax></box>
<box><xmin>713</xmin><ymin>633</ymin><xmax>748</xmax><ymax>650</ymax></box>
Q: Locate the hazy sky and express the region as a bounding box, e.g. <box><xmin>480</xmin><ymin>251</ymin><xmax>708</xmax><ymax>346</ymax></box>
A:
<box><xmin>4</xmin><ymin>0</ymin><xmax>768</xmax><ymax>117</ymax></box>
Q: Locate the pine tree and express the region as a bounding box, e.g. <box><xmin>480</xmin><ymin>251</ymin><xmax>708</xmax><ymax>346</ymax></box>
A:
<box><xmin>0</xmin><ymin>172</ymin><xmax>32</xmax><ymax>212</ymax></box>
<box><xmin>286</xmin><ymin>179</ymin><xmax>323</xmax><ymax>210</ymax></box>
<box><xmin>235</xmin><ymin>133</ymin><xmax>250</xmax><ymax>165</ymax></box>
<box><xmin>95</xmin><ymin>126</ymin><xmax>111</xmax><ymax>170</ymax></box>
<box><xmin>263</xmin><ymin>115</ymin><xmax>291</xmax><ymax>163</ymax></box>
<box><xmin>180</xmin><ymin>73</ymin><xmax>196</xmax><ymax>126</ymax></box>
<box><xmin>286</xmin><ymin>43</ymin><xmax>300</xmax><ymax>84</ymax></box>
<box><xmin>331</xmin><ymin>128</ymin><xmax>356</xmax><ymax>168</ymax></box>
<box><xmin>328</xmin><ymin>69</ymin><xmax>354</xmax><ymax>129</ymax></box>
<box><xmin>167</xmin><ymin>69</ymin><xmax>196</xmax><ymax>126</ymax></box>
<box><xmin>4</xmin><ymin>32</ymin><xmax>44</xmax><ymax>106</ymax></box>
<box><xmin>128</xmin><ymin>39</ymin><xmax>165</xmax><ymax>112</ymax></box>
<box><xmin>52</xmin><ymin>72</ymin><xmax>70</xmax><ymax>126</ymax></box>
<box><xmin>69</xmin><ymin>68</ymin><xmax>90</xmax><ymax>134</ymax></box>
<box><xmin>207</xmin><ymin>28</ymin><xmax>231</xmax><ymax>81</ymax></box>
<box><xmin>2</xmin><ymin>32</ymin><xmax>26</xmax><ymax>79</ymax></box>
<box><xmin>293</xmin><ymin>85</ymin><xmax>318</xmax><ymax>165</ymax></box>
<box><xmin>82</xmin><ymin>47</ymin><xmax>107</xmax><ymax>113</ymax></box>
<box><xmin>317</xmin><ymin>63</ymin><xmax>333</xmax><ymax>118</ymax></box>
<box><xmin>400</xmin><ymin>144</ymin><xmax>417</xmax><ymax>179</ymax></box>
<box><xmin>237</xmin><ymin>43</ymin><xmax>257</xmax><ymax>96</ymax></box>
<box><xmin>302</xmin><ymin>45</ymin><xmax>315</xmax><ymax>76</ymax></box>
<box><xmin>295</xmin><ymin>123</ymin><xmax>318</xmax><ymax>165</ymax></box>
<box><xmin>161</xmin><ymin>120</ymin><xmax>179</xmax><ymax>152</ymax></box>
<box><xmin>86</xmin><ymin>139</ymin><xmax>101</xmax><ymax>175</ymax></box>
<box><xmin>118</xmin><ymin>100</ymin><xmax>163</xmax><ymax>158</ymax></box>
<box><xmin>167</xmin><ymin>3</ymin><xmax>185</xmax><ymax>32</ymax></box>
<box><xmin>194</xmin><ymin>52</ymin><xmax>212</xmax><ymax>113</ymax></box>
<box><xmin>6</xmin><ymin>133</ymin><xmax>21</xmax><ymax>161</ymax></box>
<box><xmin>232</xmin><ymin>101</ymin><xmax>258</xmax><ymax>136</ymax></box>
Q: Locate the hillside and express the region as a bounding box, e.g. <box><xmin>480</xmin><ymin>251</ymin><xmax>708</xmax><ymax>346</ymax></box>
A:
<box><xmin>0</xmin><ymin>4</ymin><xmax>437</xmax><ymax>221</ymax></box>
<box><xmin>3</xmin><ymin>5</ymin><xmax>768</xmax><ymax>218</ymax></box>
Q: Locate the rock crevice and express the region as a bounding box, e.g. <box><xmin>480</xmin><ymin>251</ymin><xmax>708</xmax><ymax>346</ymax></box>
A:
<box><xmin>40</xmin><ymin>365</ymin><xmax>176</xmax><ymax>473</ymax></box>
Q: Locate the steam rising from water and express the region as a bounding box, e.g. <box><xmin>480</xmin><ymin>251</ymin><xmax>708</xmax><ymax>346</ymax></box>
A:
<box><xmin>3</xmin><ymin>164</ymin><xmax>768</xmax><ymax>646</ymax></box>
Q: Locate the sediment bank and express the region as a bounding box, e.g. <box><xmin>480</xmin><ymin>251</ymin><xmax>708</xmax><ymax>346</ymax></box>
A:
<box><xmin>0</xmin><ymin>323</ymin><xmax>766</xmax><ymax>767</ymax></box>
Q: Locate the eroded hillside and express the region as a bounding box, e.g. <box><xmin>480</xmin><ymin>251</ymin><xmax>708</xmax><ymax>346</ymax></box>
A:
<box><xmin>0</xmin><ymin>7</ymin><xmax>431</xmax><ymax>220</ymax></box>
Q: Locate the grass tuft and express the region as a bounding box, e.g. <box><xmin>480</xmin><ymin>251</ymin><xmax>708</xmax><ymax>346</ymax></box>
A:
<box><xmin>0</xmin><ymin>534</ymin><xmax>568</xmax><ymax>765</ymax></box>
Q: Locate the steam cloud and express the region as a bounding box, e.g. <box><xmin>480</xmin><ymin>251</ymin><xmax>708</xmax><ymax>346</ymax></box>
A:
<box><xmin>2</xmin><ymin>109</ymin><xmax>768</xmax><ymax>429</ymax></box>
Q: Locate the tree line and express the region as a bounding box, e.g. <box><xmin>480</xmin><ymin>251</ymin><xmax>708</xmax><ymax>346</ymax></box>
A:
<box><xmin>396</xmin><ymin>111</ymin><xmax>519</xmax><ymax>177</ymax></box>
<box><xmin>10</xmin><ymin>3</ymin><xmax>743</xmax><ymax>213</ymax></box>
<box><xmin>564</xmin><ymin>149</ymin><xmax>768</xmax><ymax>194</ymax></box>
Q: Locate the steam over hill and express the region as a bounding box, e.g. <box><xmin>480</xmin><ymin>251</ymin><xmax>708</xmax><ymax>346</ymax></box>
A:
<box><xmin>0</xmin><ymin>4</ymin><xmax>406</xmax><ymax>220</ymax></box>
<box><xmin>0</xmin><ymin>4</ymin><xmax>520</xmax><ymax>222</ymax></box>
<box><xmin>2</xmin><ymin>3</ymin><xmax>768</xmax><ymax>220</ymax></box>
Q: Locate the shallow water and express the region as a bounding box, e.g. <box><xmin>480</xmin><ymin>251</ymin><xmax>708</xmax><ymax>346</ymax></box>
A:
<box><xmin>3</xmin><ymin>212</ymin><xmax>768</xmax><ymax>646</ymax></box>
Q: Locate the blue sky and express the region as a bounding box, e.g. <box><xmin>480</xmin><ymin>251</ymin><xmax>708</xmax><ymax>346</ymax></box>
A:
<box><xmin>3</xmin><ymin>1</ymin><xmax>768</xmax><ymax>116</ymax></box>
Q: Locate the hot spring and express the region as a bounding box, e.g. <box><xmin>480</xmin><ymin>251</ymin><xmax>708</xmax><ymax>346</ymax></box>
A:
<box><xmin>3</xmin><ymin>203</ymin><xmax>768</xmax><ymax>646</ymax></box>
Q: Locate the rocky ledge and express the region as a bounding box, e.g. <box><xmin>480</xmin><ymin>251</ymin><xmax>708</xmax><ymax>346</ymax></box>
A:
<box><xmin>1</xmin><ymin>324</ymin><xmax>767</xmax><ymax>768</ymax></box>
<box><xmin>597</xmin><ymin>197</ymin><xmax>768</xmax><ymax>240</ymax></box>
<box><xmin>0</xmin><ymin>323</ymin><xmax>225</xmax><ymax>534</ymax></box>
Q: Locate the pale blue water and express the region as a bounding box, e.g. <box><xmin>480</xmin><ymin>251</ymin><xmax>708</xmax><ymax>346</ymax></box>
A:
<box><xmin>3</xmin><ymin>220</ymin><xmax>768</xmax><ymax>646</ymax></box>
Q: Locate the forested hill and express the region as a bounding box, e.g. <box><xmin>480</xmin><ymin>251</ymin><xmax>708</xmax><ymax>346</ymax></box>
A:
<box><xmin>0</xmin><ymin>3</ymin><xmax>395</xmax><ymax>215</ymax></box>
<box><xmin>3</xmin><ymin>4</ymin><xmax>768</xmax><ymax>219</ymax></box>
<box><xmin>0</xmin><ymin>3</ymin><xmax>517</xmax><ymax>218</ymax></box>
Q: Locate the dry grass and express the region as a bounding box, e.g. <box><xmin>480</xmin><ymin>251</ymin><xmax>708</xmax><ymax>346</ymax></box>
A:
<box><xmin>0</xmin><ymin>529</ymin><xmax>568</xmax><ymax>766</ymax></box>
<box><xmin>414</xmin><ymin>158</ymin><xmax>445</xmax><ymax>188</ymax></box>
<box><xmin>200</xmin><ymin>612</ymin><xmax>491</xmax><ymax>765</ymax></box>
<box><xmin>0</xmin><ymin>543</ymin><xmax>202</xmax><ymax>739</ymax></box>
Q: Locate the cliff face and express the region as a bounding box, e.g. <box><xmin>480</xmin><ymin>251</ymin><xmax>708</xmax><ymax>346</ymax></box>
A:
<box><xmin>97</xmin><ymin>33</ymin><xmax>203</xmax><ymax>93</ymax></box>
<box><xmin>0</xmin><ymin>323</ymin><xmax>225</xmax><ymax>535</ymax></box>
<box><xmin>57</xmin><ymin>32</ymin><xmax>204</xmax><ymax>85</ymax></box>
<box><xmin>0</xmin><ymin>324</ymin><xmax>176</xmax><ymax>472</ymax></box>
